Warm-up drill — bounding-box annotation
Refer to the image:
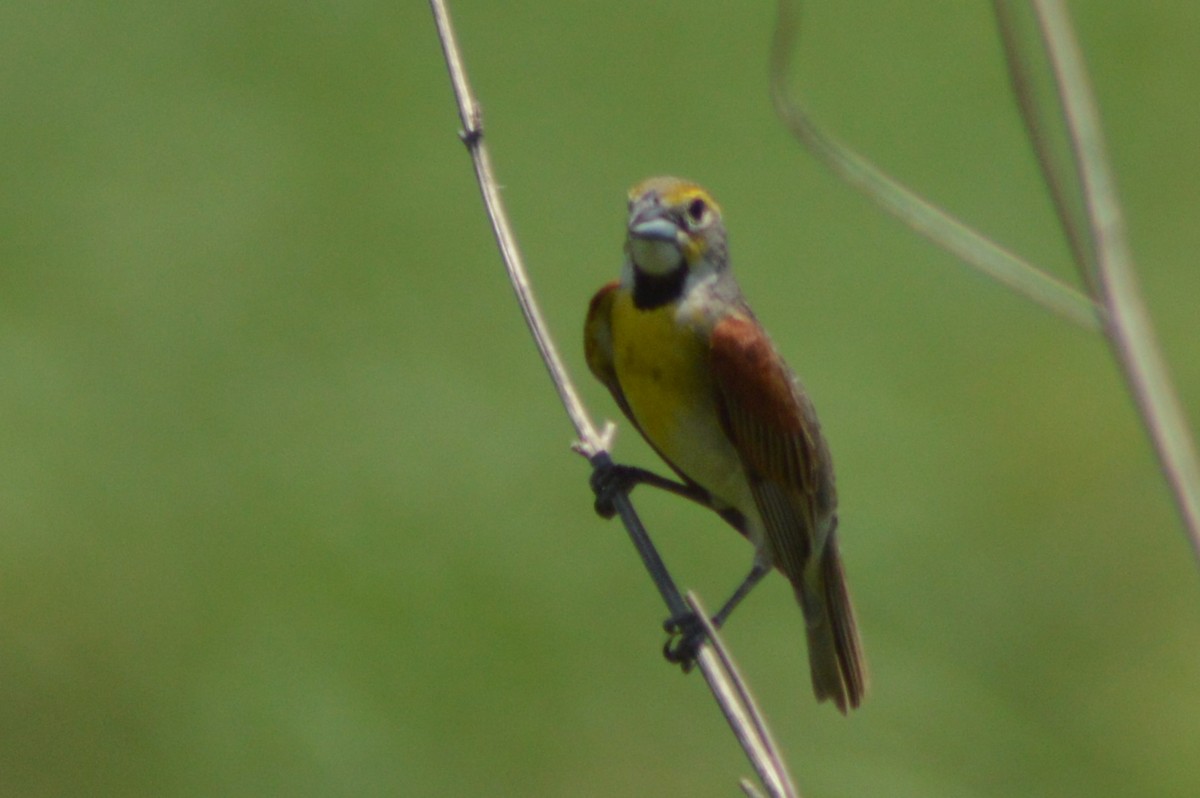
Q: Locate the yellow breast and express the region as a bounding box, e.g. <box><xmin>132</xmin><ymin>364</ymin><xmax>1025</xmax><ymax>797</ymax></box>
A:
<box><xmin>609</xmin><ymin>290</ymin><xmax>749</xmax><ymax>509</ymax></box>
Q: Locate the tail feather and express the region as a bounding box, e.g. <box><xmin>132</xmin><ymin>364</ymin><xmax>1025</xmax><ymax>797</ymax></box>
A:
<box><xmin>799</xmin><ymin>534</ymin><xmax>867</xmax><ymax>713</ymax></box>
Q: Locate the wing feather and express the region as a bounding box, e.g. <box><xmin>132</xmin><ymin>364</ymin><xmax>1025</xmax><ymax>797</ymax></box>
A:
<box><xmin>708</xmin><ymin>312</ymin><xmax>836</xmax><ymax>581</ymax></box>
<box><xmin>711</xmin><ymin>313</ymin><xmax>866</xmax><ymax>710</ymax></box>
<box><xmin>584</xmin><ymin>281</ymin><xmax>634</xmax><ymax>420</ymax></box>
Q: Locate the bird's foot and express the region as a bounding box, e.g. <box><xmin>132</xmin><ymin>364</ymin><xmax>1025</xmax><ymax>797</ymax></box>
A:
<box><xmin>589</xmin><ymin>461</ymin><xmax>643</xmax><ymax>519</ymax></box>
<box><xmin>662</xmin><ymin>612</ymin><xmax>707</xmax><ymax>672</ymax></box>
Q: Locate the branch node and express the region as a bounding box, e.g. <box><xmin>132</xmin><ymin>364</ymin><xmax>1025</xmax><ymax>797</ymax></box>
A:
<box><xmin>458</xmin><ymin>106</ymin><xmax>484</xmax><ymax>147</ymax></box>
<box><xmin>571</xmin><ymin>421</ymin><xmax>617</xmax><ymax>460</ymax></box>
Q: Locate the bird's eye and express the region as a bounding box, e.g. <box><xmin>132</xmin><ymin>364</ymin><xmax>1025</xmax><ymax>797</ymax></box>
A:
<box><xmin>686</xmin><ymin>198</ymin><xmax>708</xmax><ymax>224</ymax></box>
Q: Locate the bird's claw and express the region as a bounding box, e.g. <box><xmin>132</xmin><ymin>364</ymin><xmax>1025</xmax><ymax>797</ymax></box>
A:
<box><xmin>662</xmin><ymin>612</ymin><xmax>706</xmax><ymax>672</ymax></box>
<box><xmin>589</xmin><ymin>461</ymin><xmax>638</xmax><ymax>519</ymax></box>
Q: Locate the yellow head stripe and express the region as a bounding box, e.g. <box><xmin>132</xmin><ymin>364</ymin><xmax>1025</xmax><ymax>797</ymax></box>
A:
<box><xmin>628</xmin><ymin>177</ymin><xmax>723</xmax><ymax>217</ymax></box>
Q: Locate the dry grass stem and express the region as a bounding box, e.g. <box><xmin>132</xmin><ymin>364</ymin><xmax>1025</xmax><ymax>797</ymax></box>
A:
<box><xmin>769</xmin><ymin>0</ymin><xmax>1101</xmax><ymax>331</ymax></box>
<box><xmin>1028</xmin><ymin>0</ymin><xmax>1200</xmax><ymax>562</ymax></box>
<box><xmin>429</xmin><ymin>2</ymin><xmax>804</xmax><ymax>794</ymax></box>
<box><xmin>772</xmin><ymin>0</ymin><xmax>1200</xmax><ymax>568</ymax></box>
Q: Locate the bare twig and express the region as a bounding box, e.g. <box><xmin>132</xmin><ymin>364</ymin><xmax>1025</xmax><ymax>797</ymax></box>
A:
<box><xmin>691</xmin><ymin>594</ymin><xmax>799</xmax><ymax>798</ymax></box>
<box><xmin>769</xmin><ymin>0</ymin><xmax>1101</xmax><ymax>331</ymax></box>
<box><xmin>992</xmin><ymin>0</ymin><xmax>1096</xmax><ymax>292</ymax></box>
<box><xmin>428</xmin><ymin>0</ymin><xmax>599</xmax><ymax>452</ymax></box>
<box><xmin>741</xmin><ymin>779</ymin><xmax>769</xmax><ymax>798</ymax></box>
<box><xmin>428</xmin><ymin>2</ymin><xmax>802</xmax><ymax>794</ymax></box>
<box><xmin>771</xmin><ymin>0</ymin><xmax>1200</xmax><ymax>567</ymax></box>
<box><xmin>1026</xmin><ymin>0</ymin><xmax>1200</xmax><ymax>562</ymax></box>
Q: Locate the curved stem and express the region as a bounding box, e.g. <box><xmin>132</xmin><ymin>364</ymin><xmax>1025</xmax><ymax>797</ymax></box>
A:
<box><xmin>429</xmin><ymin>3</ymin><xmax>802</xmax><ymax>794</ymax></box>
<box><xmin>769</xmin><ymin>0</ymin><xmax>1101</xmax><ymax>331</ymax></box>
<box><xmin>1031</xmin><ymin>0</ymin><xmax>1200</xmax><ymax>563</ymax></box>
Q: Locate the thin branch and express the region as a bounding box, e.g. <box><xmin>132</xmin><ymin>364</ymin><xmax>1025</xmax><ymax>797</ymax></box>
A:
<box><xmin>1029</xmin><ymin>0</ymin><xmax>1200</xmax><ymax>562</ymax></box>
<box><xmin>991</xmin><ymin>0</ymin><xmax>1096</xmax><ymax>292</ymax></box>
<box><xmin>691</xmin><ymin>594</ymin><xmax>800</xmax><ymax>798</ymax></box>
<box><xmin>769</xmin><ymin>0</ymin><xmax>1102</xmax><ymax>331</ymax></box>
<box><xmin>740</xmin><ymin>780</ymin><xmax>769</xmax><ymax>798</ymax></box>
<box><xmin>428</xmin><ymin>2</ymin><xmax>802</xmax><ymax>794</ymax></box>
<box><xmin>429</xmin><ymin>0</ymin><xmax>600</xmax><ymax>453</ymax></box>
<box><xmin>771</xmin><ymin>0</ymin><xmax>1200</xmax><ymax>566</ymax></box>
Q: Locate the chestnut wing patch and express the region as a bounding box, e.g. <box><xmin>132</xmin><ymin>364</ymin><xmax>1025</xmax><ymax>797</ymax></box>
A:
<box><xmin>709</xmin><ymin>313</ymin><xmax>824</xmax><ymax>581</ymax></box>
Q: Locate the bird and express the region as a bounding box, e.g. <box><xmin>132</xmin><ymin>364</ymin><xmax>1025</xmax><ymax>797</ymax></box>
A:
<box><xmin>583</xmin><ymin>176</ymin><xmax>866</xmax><ymax>712</ymax></box>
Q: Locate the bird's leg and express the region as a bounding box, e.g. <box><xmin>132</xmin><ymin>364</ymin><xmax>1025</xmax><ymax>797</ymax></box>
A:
<box><xmin>662</xmin><ymin>561</ymin><xmax>771</xmax><ymax>670</ymax></box>
<box><xmin>711</xmin><ymin>561</ymin><xmax>771</xmax><ymax>628</ymax></box>
<box><xmin>589</xmin><ymin>460</ymin><xmax>709</xmax><ymax>519</ymax></box>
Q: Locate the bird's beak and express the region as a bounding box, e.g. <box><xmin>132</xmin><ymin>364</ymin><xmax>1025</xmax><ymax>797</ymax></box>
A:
<box><xmin>628</xmin><ymin>207</ymin><xmax>684</xmax><ymax>275</ymax></box>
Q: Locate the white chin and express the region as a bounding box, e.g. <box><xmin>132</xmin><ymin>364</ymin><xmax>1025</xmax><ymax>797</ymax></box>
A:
<box><xmin>629</xmin><ymin>238</ymin><xmax>683</xmax><ymax>276</ymax></box>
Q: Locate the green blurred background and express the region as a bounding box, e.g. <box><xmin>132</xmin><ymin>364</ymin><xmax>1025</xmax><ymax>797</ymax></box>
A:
<box><xmin>3</xmin><ymin>1</ymin><xmax>1199</xmax><ymax>795</ymax></box>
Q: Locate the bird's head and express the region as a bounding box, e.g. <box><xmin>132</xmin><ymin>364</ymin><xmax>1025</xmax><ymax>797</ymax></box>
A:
<box><xmin>624</xmin><ymin>177</ymin><xmax>728</xmax><ymax>292</ymax></box>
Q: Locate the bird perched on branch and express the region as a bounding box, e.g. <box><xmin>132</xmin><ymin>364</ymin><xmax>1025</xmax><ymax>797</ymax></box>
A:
<box><xmin>585</xmin><ymin>176</ymin><xmax>866</xmax><ymax>712</ymax></box>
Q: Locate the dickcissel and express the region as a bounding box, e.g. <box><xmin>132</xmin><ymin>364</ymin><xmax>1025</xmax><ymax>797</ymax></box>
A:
<box><xmin>584</xmin><ymin>176</ymin><xmax>866</xmax><ymax>712</ymax></box>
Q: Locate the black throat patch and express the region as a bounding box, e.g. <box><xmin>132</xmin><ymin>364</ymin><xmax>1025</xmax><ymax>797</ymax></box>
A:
<box><xmin>632</xmin><ymin>266</ymin><xmax>687</xmax><ymax>310</ymax></box>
